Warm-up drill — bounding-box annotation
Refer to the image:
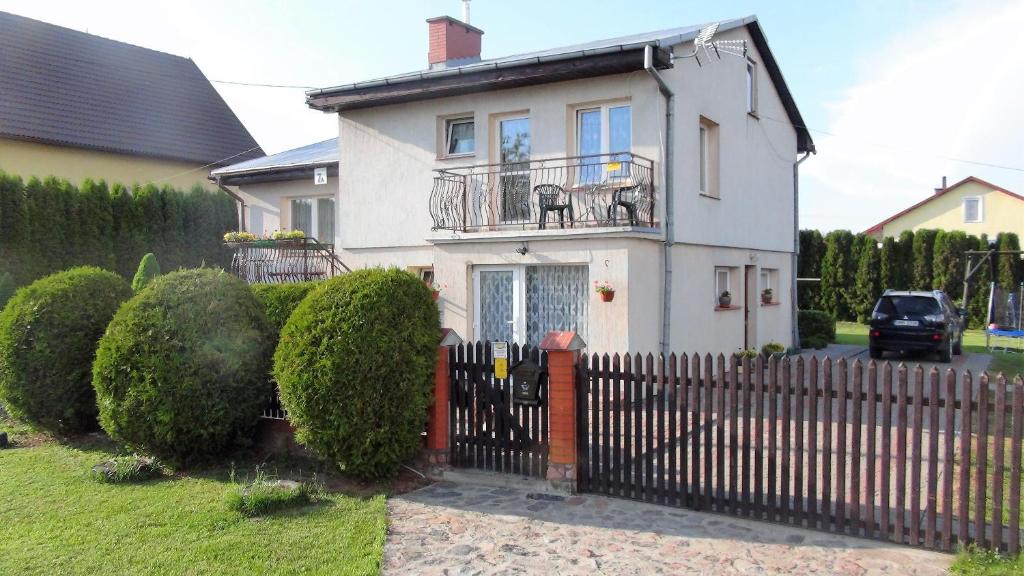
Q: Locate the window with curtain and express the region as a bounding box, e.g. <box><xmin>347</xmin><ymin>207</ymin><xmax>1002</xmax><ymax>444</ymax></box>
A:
<box><xmin>289</xmin><ymin>197</ymin><xmax>334</xmax><ymax>241</ymax></box>
<box><xmin>290</xmin><ymin>198</ymin><xmax>313</xmax><ymax>235</ymax></box>
<box><xmin>576</xmin><ymin>104</ymin><xmax>632</xmax><ymax>182</ymax></box>
<box><xmin>317</xmin><ymin>197</ymin><xmax>335</xmax><ymax>242</ymax></box>
<box><xmin>445</xmin><ymin>117</ymin><xmax>475</xmax><ymax>156</ymax></box>
<box><xmin>526</xmin><ymin>265</ymin><xmax>589</xmax><ymax>345</ymax></box>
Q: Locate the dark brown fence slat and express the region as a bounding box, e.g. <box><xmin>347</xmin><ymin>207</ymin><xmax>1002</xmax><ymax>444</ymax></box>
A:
<box><xmin>667</xmin><ymin>354</ymin><xmax>678</xmax><ymax>507</ymax></box>
<box><xmin>991</xmin><ymin>375</ymin><xmax>1007</xmax><ymax>552</ymax></box>
<box><xmin>926</xmin><ymin>368</ymin><xmax>940</xmax><ymax>549</ymax></box>
<box><xmin>742</xmin><ymin>355</ymin><xmax>753</xmax><ymax>518</ymax></box>
<box><xmin>767</xmin><ymin>356</ymin><xmax>779</xmax><ymax>521</ymax></box>
<box><xmin>716</xmin><ymin>354</ymin><xmax>727</xmax><ymax>512</ymax></box>
<box><xmin>612</xmin><ymin>354</ymin><xmax>623</xmax><ymax>498</ymax></box>
<box><xmin>975</xmin><ymin>374</ymin><xmax>989</xmax><ymax>548</ymax></box>
<box><xmin>704</xmin><ymin>354</ymin><xmax>714</xmax><ymax>511</ymax></box>
<box><xmin>623</xmin><ymin>353</ymin><xmax>634</xmax><ymax>500</ymax></box>
<box><xmin>836</xmin><ymin>359</ymin><xmax>849</xmax><ymax>533</ymax></box>
<box><xmin>602</xmin><ymin>353</ymin><xmax>613</xmax><ymax>494</ymax></box>
<box><xmin>895</xmin><ymin>364</ymin><xmax>908</xmax><ymax>544</ymax></box>
<box><xmin>958</xmin><ymin>371</ymin><xmax>973</xmax><ymax>547</ymax></box>
<box><xmin>539</xmin><ymin>349</ymin><xmax>549</xmax><ymax>477</ymax></box>
<box><xmin>881</xmin><ymin>362</ymin><xmax>893</xmax><ymax>541</ymax></box>
<box><xmin>680</xmin><ymin>353</ymin><xmax>690</xmax><ymax>507</ymax></box>
<box><xmin>511</xmin><ymin>344</ymin><xmax>522</xmax><ymax>475</ymax></box>
<box><xmin>1009</xmin><ymin>377</ymin><xmax>1023</xmax><ymax>556</ymax></box>
<box><xmin>795</xmin><ymin>357</ymin><xmax>806</xmax><ymax>526</ymax></box>
<box><xmin>942</xmin><ymin>369</ymin><xmax>956</xmax><ymax>551</ymax></box>
<box><xmin>590</xmin><ymin>353</ymin><xmax>600</xmax><ymax>491</ymax></box>
<box><xmin>910</xmin><ymin>366</ymin><xmax>924</xmax><ymax>546</ymax></box>
<box><xmin>634</xmin><ymin>353</ymin><xmax>645</xmax><ymax>501</ymax></box>
<box><xmin>657</xmin><ymin>354</ymin><xmax>667</xmax><ymax>505</ymax></box>
<box><xmin>645</xmin><ymin>354</ymin><xmax>656</xmax><ymax>503</ymax></box>
<box><xmin>754</xmin><ymin>354</ymin><xmax>766</xmax><ymax>519</ymax></box>
<box><xmin>822</xmin><ymin>358</ymin><xmax>834</xmax><ymax>532</ymax></box>
<box><xmin>808</xmin><ymin>357</ymin><xmax>819</xmax><ymax>528</ymax></box>
<box><xmin>865</xmin><ymin>361</ymin><xmax>878</xmax><ymax>539</ymax></box>
<box><xmin>691</xmin><ymin>352</ymin><xmax>702</xmax><ymax>509</ymax></box>
<box><xmin>729</xmin><ymin>354</ymin><xmax>740</xmax><ymax>515</ymax></box>
<box><xmin>531</xmin><ymin>347</ymin><xmax>543</xmax><ymax>477</ymax></box>
<box><xmin>851</xmin><ymin>360</ymin><xmax>863</xmax><ymax>535</ymax></box>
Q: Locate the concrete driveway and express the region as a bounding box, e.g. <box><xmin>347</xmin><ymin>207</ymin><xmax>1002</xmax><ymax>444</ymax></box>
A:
<box><xmin>384</xmin><ymin>481</ymin><xmax>951</xmax><ymax>575</ymax></box>
<box><xmin>801</xmin><ymin>344</ymin><xmax>992</xmax><ymax>381</ymax></box>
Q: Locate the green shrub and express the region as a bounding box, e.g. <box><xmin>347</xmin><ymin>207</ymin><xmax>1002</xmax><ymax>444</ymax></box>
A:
<box><xmin>273</xmin><ymin>268</ymin><xmax>440</xmax><ymax>479</ymax></box>
<box><xmin>225</xmin><ymin>467</ymin><xmax>325</xmax><ymax>517</ymax></box>
<box><xmin>761</xmin><ymin>342</ymin><xmax>786</xmax><ymax>357</ymax></box>
<box><xmin>90</xmin><ymin>454</ymin><xmax>164</xmax><ymax>483</ymax></box>
<box><xmin>250</xmin><ymin>282</ymin><xmax>320</xmax><ymax>334</ymax></box>
<box><xmin>0</xmin><ymin>267</ymin><xmax>131</xmax><ymax>434</ymax></box>
<box><xmin>798</xmin><ymin>310</ymin><xmax>836</xmax><ymax>350</ymax></box>
<box><xmin>92</xmin><ymin>269</ymin><xmax>274</xmax><ymax>465</ymax></box>
<box><xmin>131</xmin><ymin>253</ymin><xmax>161</xmax><ymax>293</ymax></box>
<box><xmin>0</xmin><ymin>271</ymin><xmax>15</xmax><ymax>310</ymax></box>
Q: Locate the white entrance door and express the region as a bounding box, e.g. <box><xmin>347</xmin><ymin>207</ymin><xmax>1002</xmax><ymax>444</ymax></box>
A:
<box><xmin>473</xmin><ymin>264</ymin><xmax>589</xmax><ymax>345</ymax></box>
<box><xmin>473</xmin><ymin>266</ymin><xmax>524</xmax><ymax>343</ymax></box>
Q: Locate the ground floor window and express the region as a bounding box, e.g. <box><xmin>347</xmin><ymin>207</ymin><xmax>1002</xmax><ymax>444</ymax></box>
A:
<box><xmin>289</xmin><ymin>196</ymin><xmax>335</xmax><ymax>242</ymax></box>
<box><xmin>760</xmin><ymin>268</ymin><xmax>778</xmax><ymax>303</ymax></box>
<box><xmin>473</xmin><ymin>264</ymin><xmax>588</xmax><ymax>345</ymax></box>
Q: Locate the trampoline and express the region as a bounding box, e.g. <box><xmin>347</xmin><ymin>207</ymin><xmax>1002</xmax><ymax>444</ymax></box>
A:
<box><xmin>985</xmin><ymin>282</ymin><xmax>1024</xmax><ymax>353</ymax></box>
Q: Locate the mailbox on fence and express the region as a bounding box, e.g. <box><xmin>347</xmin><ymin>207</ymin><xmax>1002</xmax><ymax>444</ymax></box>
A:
<box><xmin>510</xmin><ymin>358</ymin><xmax>544</xmax><ymax>405</ymax></box>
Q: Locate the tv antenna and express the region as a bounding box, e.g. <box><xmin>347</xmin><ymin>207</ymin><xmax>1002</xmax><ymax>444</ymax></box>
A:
<box><xmin>677</xmin><ymin>23</ymin><xmax>748</xmax><ymax>66</ymax></box>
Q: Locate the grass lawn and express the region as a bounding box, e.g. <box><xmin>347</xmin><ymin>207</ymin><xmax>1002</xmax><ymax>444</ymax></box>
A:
<box><xmin>951</xmin><ymin>546</ymin><xmax>1024</xmax><ymax>575</ymax></box>
<box><xmin>0</xmin><ymin>422</ymin><xmax>388</xmax><ymax>576</ymax></box>
<box><xmin>834</xmin><ymin>322</ymin><xmax>1024</xmax><ymax>378</ymax></box>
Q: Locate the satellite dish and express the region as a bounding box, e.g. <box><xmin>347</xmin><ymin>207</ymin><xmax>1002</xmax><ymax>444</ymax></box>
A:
<box><xmin>678</xmin><ymin>22</ymin><xmax>748</xmax><ymax>66</ymax></box>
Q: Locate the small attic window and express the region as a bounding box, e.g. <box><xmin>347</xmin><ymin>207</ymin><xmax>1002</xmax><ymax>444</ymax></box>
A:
<box><xmin>963</xmin><ymin>197</ymin><xmax>983</xmax><ymax>223</ymax></box>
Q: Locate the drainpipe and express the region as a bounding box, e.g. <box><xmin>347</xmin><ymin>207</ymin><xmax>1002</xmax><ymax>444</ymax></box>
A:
<box><xmin>215</xmin><ymin>176</ymin><xmax>246</xmax><ymax>231</ymax></box>
<box><xmin>792</xmin><ymin>151</ymin><xmax>812</xmax><ymax>350</ymax></box>
<box><xmin>645</xmin><ymin>45</ymin><xmax>675</xmax><ymax>360</ymax></box>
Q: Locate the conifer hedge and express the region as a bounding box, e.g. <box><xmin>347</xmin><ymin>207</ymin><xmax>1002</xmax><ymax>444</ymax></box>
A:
<box><xmin>0</xmin><ymin>170</ymin><xmax>238</xmax><ymax>289</ymax></box>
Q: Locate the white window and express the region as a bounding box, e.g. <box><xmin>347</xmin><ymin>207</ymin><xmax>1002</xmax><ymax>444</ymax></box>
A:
<box><xmin>746</xmin><ymin>59</ymin><xmax>758</xmax><ymax>115</ymax></box>
<box><xmin>760</xmin><ymin>268</ymin><xmax>778</xmax><ymax>303</ymax></box>
<box><xmin>473</xmin><ymin>264</ymin><xmax>588</xmax><ymax>345</ymax></box>
<box><xmin>445</xmin><ymin>117</ymin><xmax>475</xmax><ymax>156</ymax></box>
<box><xmin>715</xmin><ymin>267</ymin><xmax>732</xmax><ymax>304</ymax></box>
<box><xmin>413</xmin><ymin>267</ymin><xmax>435</xmax><ymax>285</ymax></box>
<box><xmin>290</xmin><ymin>196</ymin><xmax>335</xmax><ymax>242</ymax></box>
<box><xmin>699</xmin><ymin>117</ymin><xmax>719</xmax><ymax>197</ymax></box>
<box><xmin>577</xmin><ymin>104</ymin><xmax>632</xmax><ymax>183</ymax></box>
<box><xmin>963</xmin><ymin>197</ymin><xmax>983</xmax><ymax>223</ymax></box>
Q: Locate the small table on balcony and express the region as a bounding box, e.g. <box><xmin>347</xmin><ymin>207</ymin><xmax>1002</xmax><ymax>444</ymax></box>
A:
<box><xmin>571</xmin><ymin>181</ymin><xmax>641</xmax><ymax>227</ymax></box>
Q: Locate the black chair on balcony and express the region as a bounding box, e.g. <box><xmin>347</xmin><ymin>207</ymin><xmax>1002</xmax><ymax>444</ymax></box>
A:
<box><xmin>607</xmin><ymin>185</ymin><xmax>642</xmax><ymax>227</ymax></box>
<box><xmin>536</xmin><ymin>184</ymin><xmax>575</xmax><ymax>230</ymax></box>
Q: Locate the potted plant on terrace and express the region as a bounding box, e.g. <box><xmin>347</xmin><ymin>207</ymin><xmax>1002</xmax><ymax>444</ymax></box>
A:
<box><xmin>718</xmin><ymin>290</ymin><xmax>732</xmax><ymax>307</ymax></box>
<box><xmin>223</xmin><ymin>231</ymin><xmax>258</xmax><ymax>247</ymax></box>
<box><xmin>761</xmin><ymin>288</ymin><xmax>773</xmax><ymax>305</ymax></box>
<box><xmin>594</xmin><ymin>281</ymin><xmax>615</xmax><ymax>302</ymax></box>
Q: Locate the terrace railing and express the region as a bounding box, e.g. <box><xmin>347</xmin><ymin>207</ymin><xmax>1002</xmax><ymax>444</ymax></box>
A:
<box><xmin>430</xmin><ymin>153</ymin><xmax>656</xmax><ymax>233</ymax></box>
<box><xmin>226</xmin><ymin>237</ymin><xmax>350</xmax><ymax>284</ymax></box>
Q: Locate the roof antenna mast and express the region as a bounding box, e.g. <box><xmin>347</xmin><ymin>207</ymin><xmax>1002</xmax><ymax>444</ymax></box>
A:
<box><xmin>676</xmin><ymin>22</ymin><xmax>747</xmax><ymax>67</ymax></box>
<box><xmin>462</xmin><ymin>0</ymin><xmax>471</xmax><ymax>24</ymax></box>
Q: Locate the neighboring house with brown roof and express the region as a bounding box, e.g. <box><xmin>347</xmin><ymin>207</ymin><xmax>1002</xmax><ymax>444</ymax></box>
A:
<box><xmin>0</xmin><ymin>11</ymin><xmax>262</xmax><ymax>190</ymax></box>
<box><xmin>865</xmin><ymin>177</ymin><xmax>1024</xmax><ymax>239</ymax></box>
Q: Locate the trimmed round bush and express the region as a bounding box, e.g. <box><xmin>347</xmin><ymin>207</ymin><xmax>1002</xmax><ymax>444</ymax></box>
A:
<box><xmin>92</xmin><ymin>269</ymin><xmax>274</xmax><ymax>464</ymax></box>
<box><xmin>0</xmin><ymin>267</ymin><xmax>131</xmax><ymax>433</ymax></box>
<box><xmin>274</xmin><ymin>268</ymin><xmax>440</xmax><ymax>479</ymax></box>
<box><xmin>250</xmin><ymin>282</ymin><xmax>320</xmax><ymax>334</ymax></box>
<box><xmin>799</xmin><ymin>309</ymin><xmax>836</xmax><ymax>350</ymax></box>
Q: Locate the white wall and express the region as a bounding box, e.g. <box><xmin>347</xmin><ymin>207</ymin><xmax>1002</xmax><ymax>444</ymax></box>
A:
<box><xmin>231</xmin><ymin>176</ymin><xmax>336</xmax><ymax>238</ymax></box>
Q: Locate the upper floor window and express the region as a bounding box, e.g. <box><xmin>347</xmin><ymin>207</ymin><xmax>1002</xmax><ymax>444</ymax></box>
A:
<box><xmin>746</xmin><ymin>59</ymin><xmax>758</xmax><ymax>115</ymax></box>
<box><xmin>963</xmin><ymin>197</ymin><xmax>983</xmax><ymax>223</ymax></box>
<box><xmin>699</xmin><ymin>116</ymin><xmax>720</xmax><ymax>198</ymax></box>
<box><xmin>577</xmin><ymin>104</ymin><xmax>631</xmax><ymax>182</ymax></box>
<box><xmin>445</xmin><ymin>117</ymin><xmax>475</xmax><ymax>156</ymax></box>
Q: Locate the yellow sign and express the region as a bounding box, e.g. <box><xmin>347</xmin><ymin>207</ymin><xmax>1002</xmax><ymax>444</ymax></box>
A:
<box><xmin>606</xmin><ymin>162</ymin><xmax>622</xmax><ymax>171</ymax></box>
<box><xmin>492</xmin><ymin>342</ymin><xmax>509</xmax><ymax>379</ymax></box>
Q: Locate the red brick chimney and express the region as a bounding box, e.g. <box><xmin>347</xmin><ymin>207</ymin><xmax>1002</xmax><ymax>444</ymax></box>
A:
<box><xmin>427</xmin><ymin>16</ymin><xmax>483</xmax><ymax>69</ymax></box>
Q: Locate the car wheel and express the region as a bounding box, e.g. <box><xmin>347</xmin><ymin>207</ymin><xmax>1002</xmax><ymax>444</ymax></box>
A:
<box><xmin>938</xmin><ymin>338</ymin><xmax>952</xmax><ymax>363</ymax></box>
<box><xmin>869</xmin><ymin>347</ymin><xmax>882</xmax><ymax>360</ymax></box>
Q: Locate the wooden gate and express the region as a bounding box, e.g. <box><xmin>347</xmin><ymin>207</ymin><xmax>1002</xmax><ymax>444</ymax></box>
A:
<box><xmin>577</xmin><ymin>352</ymin><xmax>1024</xmax><ymax>554</ymax></box>
<box><xmin>449</xmin><ymin>342</ymin><xmax>549</xmax><ymax>477</ymax></box>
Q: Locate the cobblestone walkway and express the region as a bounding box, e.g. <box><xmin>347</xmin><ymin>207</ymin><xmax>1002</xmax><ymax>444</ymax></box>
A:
<box><xmin>384</xmin><ymin>482</ymin><xmax>952</xmax><ymax>575</ymax></box>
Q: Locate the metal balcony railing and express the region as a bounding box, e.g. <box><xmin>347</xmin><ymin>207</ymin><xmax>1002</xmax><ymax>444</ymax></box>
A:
<box><xmin>430</xmin><ymin>153</ymin><xmax>656</xmax><ymax>233</ymax></box>
<box><xmin>225</xmin><ymin>237</ymin><xmax>350</xmax><ymax>284</ymax></box>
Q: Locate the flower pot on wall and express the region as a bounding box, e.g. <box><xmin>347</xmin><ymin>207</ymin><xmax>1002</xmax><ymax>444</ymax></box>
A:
<box><xmin>600</xmin><ymin>290</ymin><xmax>615</xmax><ymax>302</ymax></box>
<box><xmin>719</xmin><ymin>294</ymin><xmax>732</xmax><ymax>307</ymax></box>
<box><xmin>431</xmin><ymin>290</ymin><xmax>440</xmax><ymax>301</ymax></box>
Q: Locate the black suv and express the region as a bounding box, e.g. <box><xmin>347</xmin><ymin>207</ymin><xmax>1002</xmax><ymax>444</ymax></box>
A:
<box><xmin>868</xmin><ymin>290</ymin><xmax>965</xmax><ymax>362</ymax></box>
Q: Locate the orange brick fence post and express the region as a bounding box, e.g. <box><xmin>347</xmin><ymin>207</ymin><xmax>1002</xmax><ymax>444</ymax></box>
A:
<box><xmin>540</xmin><ymin>331</ymin><xmax>586</xmax><ymax>493</ymax></box>
<box><xmin>423</xmin><ymin>328</ymin><xmax>462</xmax><ymax>472</ymax></box>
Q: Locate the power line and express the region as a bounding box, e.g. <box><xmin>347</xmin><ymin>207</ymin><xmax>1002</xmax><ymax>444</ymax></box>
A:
<box><xmin>211</xmin><ymin>79</ymin><xmax>318</xmax><ymax>90</ymax></box>
<box><xmin>153</xmin><ymin>145</ymin><xmax>264</xmax><ymax>184</ymax></box>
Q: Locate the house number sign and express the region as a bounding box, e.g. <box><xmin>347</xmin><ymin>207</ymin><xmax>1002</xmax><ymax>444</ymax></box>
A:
<box><xmin>313</xmin><ymin>167</ymin><xmax>328</xmax><ymax>185</ymax></box>
<box><xmin>492</xmin><ymin>341</ymin><xmax>508</xmax><ymax>379</ymax></box>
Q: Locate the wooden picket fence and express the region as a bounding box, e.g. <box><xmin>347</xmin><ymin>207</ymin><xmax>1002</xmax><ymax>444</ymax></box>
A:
<box><xmin>577</xmin><ymin>352</ymin><xmax>1024</xmax><ymax>554</ymax></box>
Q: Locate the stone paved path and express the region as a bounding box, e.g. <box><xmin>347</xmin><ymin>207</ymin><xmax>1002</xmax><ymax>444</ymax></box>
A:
<box><xmin>384</xmin><ymin>482</ymin><xmax>952</xmax><ymax>575</ymax></box>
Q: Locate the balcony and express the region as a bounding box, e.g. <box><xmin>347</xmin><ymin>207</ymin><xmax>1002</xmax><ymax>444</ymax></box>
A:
<box><xmin>429</xmin><ymin>153</ymin><xmax>656</xmax><ymax>234</ymax></box>
<box><xmin>225</xmin><ymin>237</ymin><xmax>350</xmax><ymax>284</ymax></box>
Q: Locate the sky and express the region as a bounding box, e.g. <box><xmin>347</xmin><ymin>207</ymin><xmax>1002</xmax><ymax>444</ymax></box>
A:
<box><xmin>1</xmin><ymin>0</ymin><xmax>1022</xmax><ymax>232</ymax></box>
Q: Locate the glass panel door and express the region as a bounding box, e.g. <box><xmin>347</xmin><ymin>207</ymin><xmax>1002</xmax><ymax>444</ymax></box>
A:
<box><xmin>498</xmin><ymin>117</ymin><xmax>531</xmax><ymax>223</ymax></box>
<box><xmin>317</xmin><ymin>197</ymin><xmax>335</xmax><ymax>243</ymax></box>
<box><xmin>577</xmin><ymin>108</ymin><xmax>602</xmax><ymax>184</ymax></box>
<box><xmin>526</xmin><ymin>265</ymin><xmax>589</xmax><ymax>345</ymax></box>
<box><xmin>475</xmin><ymin>268</ymin><xmax>519</xmax><ymax>343</ymax></box>
<box><xmin>290</xmin><ymin>198</ymin><xmax>313</xmax><ymax>234</ymax></box>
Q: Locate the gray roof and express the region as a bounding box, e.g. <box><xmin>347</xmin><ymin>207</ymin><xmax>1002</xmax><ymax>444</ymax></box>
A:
<box><xmin>211</xmin><ymin>138</ymin><xmax>337</xmax><ymax>178</ymax></box>
<box><xmin>0</xmin><ymin>11</ymin><xmax>263</xmax><ymax>165</ymax></box>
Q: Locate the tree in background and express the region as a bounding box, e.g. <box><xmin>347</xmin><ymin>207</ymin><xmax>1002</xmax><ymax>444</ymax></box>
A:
<box><xmin>995</xmin><ymin>233</ymin><xmax>1022</xmax><ymax>290</ymax></box>
<box><xmin>912</xmin><ymin>229</ymin><xmax>938</xmax><ymax>289</ymax></box>
<box><xmin>798</xmin><ymin>229</ymin><xmax>825</xmax><ymax>310</ymax></box>
<box><xmin>933</xmin><ymin>231</ymin><xmax>969</xmax><ymax>299</ymax></box>
<box><xmin>819</xmin><ymin>230</ymin><xmax>857</xmax><ymax>320</ymax></box>
<box><xmin>0</xmin><ymin>172</ymin><xmax>28</xmax><ymax>285</ymax></box>
<box><xmin>76</xmin><ymin>180</ymin><xmax>115</xmax><ymax>270</ymax></box>
<box><xmin>879</xmin><ymin>236</ymin><xmax>898</xmax><ymax>291</ymax></box>
<box><xmin>852</xmin><ymin>235</ymin><xmax>882</xmax><ymax>322</ymax></box>
<box><xmin>110</xmin><ymin>184</ymin><xmax>144</xmax><ymax>279</ymax></box>
<box><xmin>967</xmin><ymin>234</ymin><xmax>992</xmax><ymax>327</ymax></box>
<box><xmin>895</xmin><ymin>230</ymin><xmax>916</xmax><ymax>289</ymax></box>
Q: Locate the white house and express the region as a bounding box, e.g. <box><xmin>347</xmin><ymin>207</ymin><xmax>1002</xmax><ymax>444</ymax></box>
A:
<box><xmin>298</xmin><ymin>14</ymin><xmax>814</xmax><ymax>355</ymax></box>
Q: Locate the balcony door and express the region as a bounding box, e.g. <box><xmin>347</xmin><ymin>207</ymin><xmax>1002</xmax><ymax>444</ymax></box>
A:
<box><xmin>473</xmin><ymin>264</ymin><xmax>589</xmax><ymax>346</ymax></box>
<box><xmin>496</xmin><ymin>117</ymin><xmax>531</xmax><ymax>223</ymax></box>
